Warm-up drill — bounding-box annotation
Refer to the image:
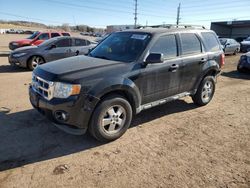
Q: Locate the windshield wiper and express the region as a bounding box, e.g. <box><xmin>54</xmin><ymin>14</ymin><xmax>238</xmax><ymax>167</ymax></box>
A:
<box><xmin>93</xmin><ymin>55</ymin><xmax>110</xmax><ymax>60</ymax></box>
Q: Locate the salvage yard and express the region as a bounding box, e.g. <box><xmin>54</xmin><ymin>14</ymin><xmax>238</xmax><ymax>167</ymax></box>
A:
<box><xmin>0</xmin><ymin>38</ymin><xmax>250</xmax><ymax>187</ymax></box>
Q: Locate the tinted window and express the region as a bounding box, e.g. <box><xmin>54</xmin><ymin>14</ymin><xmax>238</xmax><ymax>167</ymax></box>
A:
<box><xmin>55</xmin><ymin>38</ymin><xmax>71</xmax><ymax>47</ymax></box>
<box><xmin>62</xmin><ymin>33</ymin><xmax>70</xmax><ymax>36</ymax></box>
<box><xmin>51</xmin><ymin>33</ymin><xmax>60</xmax><ymax>38</ymax></box>
<box><xmin>75</xmin><ymin>39</ymin><xmax>86</xmax><ymax>46</ymax></box>
<box><xmin>37</xmin><ymin>33</ymin><xmax>49</xmax><ymax>40</ymax></box>
<box><xmin>201</xmin><ymin>32</ymin><xmax>220</xmax><ymax>52</ymax></box>
<box><xmin>180</xmin><ymin>33</ymin><xmax>201</xmax><ymax>55</ymax></box>
<box><xmin>27</xmin><ymin>31</ymin><xmax>40</xmax><ymax>39</ymax></box>
<box><xmin>150</xmin><ymin>35</ymin><xmax>177</xmax><ymax>59</ymax></box>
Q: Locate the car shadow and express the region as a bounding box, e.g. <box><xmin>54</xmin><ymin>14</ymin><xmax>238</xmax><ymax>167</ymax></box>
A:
<box><xmin>221</xmin><ymin>70</ymin><xmax>250</xmax><ymax>80</ymax></box>
<box><xmin>0</xmin><ymin>65</ymin><xmax>30</xmax><ymax>73</ymax></box>
<box><xmin>0</xmin><ymin>99</ymin><xmax>196</xmax><ymax>171</ymax></box>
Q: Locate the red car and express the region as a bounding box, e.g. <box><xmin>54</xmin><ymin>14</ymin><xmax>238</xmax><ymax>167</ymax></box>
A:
<box><xmin>9</xmin><ymin>31</ymin><xmax>70</xmax><ymax>50</ymax></box>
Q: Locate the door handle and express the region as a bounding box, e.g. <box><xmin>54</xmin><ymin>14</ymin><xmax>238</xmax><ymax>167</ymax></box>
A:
<box><xmin>75</xmin><ymin>50</ymin><xmax>80</xmax><ymax>56</ymax></box>
<box><xmin>169</xmin><ymin>64</ymin><xmax>179</xmax><ymax>72</ymax></box>
<box><xmin>199</xmin><ymin>58</ymin><xmax>207</xmax><ymax>64</ymax></box>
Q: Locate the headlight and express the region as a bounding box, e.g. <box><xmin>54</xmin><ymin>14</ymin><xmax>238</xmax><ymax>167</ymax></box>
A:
<box><xmin>53</xmin><ymin>82</ymin><xmax>81</xmax><ymax>99</ymax></box>
<box><xmin>12</xmin><ymin>52</ymin><xmax>27</xmax><ymax>58</ymax></box>
<box><xmin>12</xmin><ymin>42</ymin><xmax>19</xmax><ymax>46</ymax></box>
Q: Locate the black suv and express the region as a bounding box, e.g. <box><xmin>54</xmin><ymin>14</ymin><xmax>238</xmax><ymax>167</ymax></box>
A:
<box><xmin>29</xmin><ymin>27</ymin><xmax>224</xmax><ymax>142</ymax></box>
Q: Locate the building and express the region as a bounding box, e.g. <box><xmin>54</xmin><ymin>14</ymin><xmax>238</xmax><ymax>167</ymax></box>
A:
<box><xmin>211</xmin><ymin>20</ymin><xmax>250</xmax><ymax>41</ymax></box>
<box><xmin>106</xmin><ymin>25</ymin><xmax>135</xmax><ymax>33</ymax></box>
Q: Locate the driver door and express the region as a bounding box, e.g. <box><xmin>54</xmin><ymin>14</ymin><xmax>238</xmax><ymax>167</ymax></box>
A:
<box><xmin>136</xmin><ymin>34</ymin><xmax>183</xmax><ymax>104</ymax></box>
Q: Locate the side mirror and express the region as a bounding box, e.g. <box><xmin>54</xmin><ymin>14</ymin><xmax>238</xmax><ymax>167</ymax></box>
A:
<box><xmin>145</xmin><ymin>53</ymin><xmax>164</xmax><ymax>64</ymax></box>
<box><xmin>225</xmin><ymin>43</ymin><xmax>230</xmax><ymax>46</ymax></box>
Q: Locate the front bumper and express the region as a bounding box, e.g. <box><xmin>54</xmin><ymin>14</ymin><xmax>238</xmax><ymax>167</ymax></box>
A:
<box><xmin>29</xmin><ymin>86</ymin><xmax>100</xmax><ymax>135</ymax></box>
<box><xmin>9</xmin><ymin>43</ymin><xmax>19</xmax><ymax>50</ymax></box>
<box><xmin>8</xmin><ymin>55</ymin><xmax>27</xmax><ymax>68</ymax></box>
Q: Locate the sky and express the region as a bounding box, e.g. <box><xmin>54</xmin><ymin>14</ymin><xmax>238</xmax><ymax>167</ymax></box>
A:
<box><xmin>0</xmin><ymin>0</ymin><xmax>249</xmax><ymax>28</ymax></box>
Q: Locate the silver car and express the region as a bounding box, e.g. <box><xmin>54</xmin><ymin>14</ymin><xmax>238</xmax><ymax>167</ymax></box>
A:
<box><xmin>9</xmin><ymin>36</ymin><xmax>97</xmax><ymax>70</ymax></box>
<box><xmin>219</xmin><ymin>38</ymin><xmax>240</xmax><ymax>55</ymax></box>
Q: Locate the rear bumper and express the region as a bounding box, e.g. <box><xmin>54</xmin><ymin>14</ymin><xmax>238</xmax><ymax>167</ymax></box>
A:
<box><xmin>29</xmin><ymin>86</ymin><xmax>100</xmax><ymax>135</ymax></box>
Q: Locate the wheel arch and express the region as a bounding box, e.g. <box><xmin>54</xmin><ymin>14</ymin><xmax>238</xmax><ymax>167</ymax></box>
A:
<box><xmin>26</xmin><ymin>54</ymin><xmax>46</xmax><ymax>67</ymax></box>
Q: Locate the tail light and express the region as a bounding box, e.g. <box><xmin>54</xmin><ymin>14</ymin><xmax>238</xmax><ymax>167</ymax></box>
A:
<box><xmin>220</xmin><ymin>53</ymin><xmax>225</xmax><ymax>67</ymax></box>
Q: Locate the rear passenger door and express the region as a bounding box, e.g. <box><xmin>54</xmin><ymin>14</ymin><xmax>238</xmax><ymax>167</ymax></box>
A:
<box><xmin>140</xmin><ymin>34</ymin><xmax>183</xmax><ymax>104</ymax></box>
<box><xmin>72</xmin><ymin>38</ymin><xmax>90</xmax><ymax>55</ymax></box>
<box><xmin>178</xmin><ymin>33</ymin><xmax>208</xmax><ymax>93</ymax></box>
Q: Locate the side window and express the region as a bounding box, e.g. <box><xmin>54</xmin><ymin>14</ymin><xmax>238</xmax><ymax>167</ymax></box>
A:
<box><xmin>180</xmin><ymin>33</ymin><xmax>201</xmax><ymax>55</ymax></box>
<box><xmin>150</xmin><ymin>35</ymin><xmax>177</xmax><ymax>59</ymax></box>
<box><xmin>201</xmin><ymin>32</ymin><xmax>220</xmax><ymax>52</ymax></box>
<box><xmin>86</xmin><ymin>40</ymin><xmax>90</xmax><ymax>45</ymax></box>
<box><xmin>37</xmin><ymin>33</ymin><xmax>49</xmax><ymax>40</ymax></box>
<box><xmin>62</xmin><ymin>33</ymin><xmax>70</xmax><ymax>36</ymax></box>
<box><xmin>51</xmin><ymin>33</ymin><xmax>60</xmax><ymax>38</ymax></box>
<box><xmin>55</xmin><ymin>38</ymin><xmax>71</xmax><ymax>47</ymax></box>
<box><xmin>75</xmin><ymin>39</ymin><xmax>86</xmax><ymax>46</ymax></box>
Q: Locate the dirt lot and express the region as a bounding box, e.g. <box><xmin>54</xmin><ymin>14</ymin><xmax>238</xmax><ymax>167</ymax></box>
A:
<box><xmin>0</xmin><ymin>50</ymin><xmax>249</xmax><ymax>187</ymax></box>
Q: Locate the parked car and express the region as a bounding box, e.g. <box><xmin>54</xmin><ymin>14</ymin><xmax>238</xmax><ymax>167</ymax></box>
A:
<box><xmin>29</xmin><ymin>27</ymin><xmax>224</xmax><ymax>142</ymax></box>
<box><xmin>9</xmin><ymin>31</ymin><xmax>71</xmax><ymax>50</ymax></box>
<box><xmin>240</xmin><ymin>37</ymin><xmax>250</xmax><ymax>52</ymax></box>
<box><xmin>7</xmin><ymin>29</ymin><xmax>16</xmax><ymax>34</ymax></box>
<box><xmin>219</xmin><ymin>38</ymin><xmax>240</xmax><ymax>55</ymax></box>
<box><xmin>9</xmin><ymin>36</ymin><xmax>96</xmax><ymax>70</ymax></box>
<box><xmin>237</xmin><ymin>52</ymin><xmax>250</xmax><ymax>72</ymax></box>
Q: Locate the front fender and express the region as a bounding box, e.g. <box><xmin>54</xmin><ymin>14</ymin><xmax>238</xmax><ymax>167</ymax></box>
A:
<box><xmin>88</xmin><ymin>77</ymin><xmax>141</xmax><ymax>109</ymax></box>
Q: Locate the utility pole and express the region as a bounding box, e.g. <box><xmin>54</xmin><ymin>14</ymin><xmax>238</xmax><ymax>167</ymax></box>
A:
<box><xmin>134</xmin><ymin>0</ymin><xmax>138</xmax><ymax>28</ymax></box>
<box><xmin>176</xmin><ymin>3</ymin><xmax>181</xmax><ymax>26</ymax></box>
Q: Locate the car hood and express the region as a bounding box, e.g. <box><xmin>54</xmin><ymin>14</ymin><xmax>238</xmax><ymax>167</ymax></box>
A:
<box><xmin>34</xmin><ymin>55</ymin><xmax>134</xmax><ymax>82</ymax></box>
<box><xmin>11</xmin><ymin>39</ymin><xmax>32</xmax><ymax>44</ymax></box>
<box><xmin>12</xmin><ymin>45</ymin><xmax>38</xmax><ymax>53</ymax></box>
<box><xmin>241</xmin><ymin>41</ymin><xmax>250</xmax><ymax>45</ymax></box>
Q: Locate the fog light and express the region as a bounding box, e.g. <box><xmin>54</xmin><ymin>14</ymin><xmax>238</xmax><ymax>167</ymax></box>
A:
<box><xmin>54</xmin><ymin>111</ymin><xmax>69</xmax><ymax>122</ymax></box>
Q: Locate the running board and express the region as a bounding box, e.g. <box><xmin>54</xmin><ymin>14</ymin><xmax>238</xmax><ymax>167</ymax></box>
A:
<box><xmin>136</xmin><ymin>92</ymin><xmax>191</xmax><ymax>114</ymax></box>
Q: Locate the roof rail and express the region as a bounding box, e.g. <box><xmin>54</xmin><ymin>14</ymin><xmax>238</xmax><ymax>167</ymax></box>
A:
<box><xmin>137</xmin><ymin>24</ymin><xmax>206</xmax><ymax>29</ymax></box>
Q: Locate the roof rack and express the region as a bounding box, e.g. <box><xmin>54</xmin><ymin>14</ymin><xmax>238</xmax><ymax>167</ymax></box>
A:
<box><xmin>137</xmin><ymin>24</ymin><xmax>206</xmax><ymax>29</ymax></box>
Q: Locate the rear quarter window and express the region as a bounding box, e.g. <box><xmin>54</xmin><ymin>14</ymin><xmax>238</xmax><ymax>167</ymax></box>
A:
<box><xmin>201</xmin><ymin>32</ymin><xmax>220</xmax><ymax>52</ymax></box>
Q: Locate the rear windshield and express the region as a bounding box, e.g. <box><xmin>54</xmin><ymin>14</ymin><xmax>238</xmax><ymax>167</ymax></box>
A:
<box><xmin>201</xmin><ymin>32</ymin><xmax>221</xmax><ymax>52</ymax></box>
<box><xmin>89</xmin><ymin>32</ymin><xmax>151</xmax><ymax>62</ymax></box>
<box><xmin>219</xmin><ymin>38</ymin><xmax>227</xmax><ymax>45</ymax></box>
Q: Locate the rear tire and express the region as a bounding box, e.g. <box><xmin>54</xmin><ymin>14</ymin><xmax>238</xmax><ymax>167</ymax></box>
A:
<box><xmin>192</xmin><ymin>76</ymin><xmax>215</xmax><ymax>106</ymax></box>
<box><xmin>28</xmin><ymin>56</ymin><xmax>44</xmax><ymax>70</ymax></box>
<box><xmin>89</xmin><ymin>95</ymin><xmax>133</xmax><ymax>142</ymax></box>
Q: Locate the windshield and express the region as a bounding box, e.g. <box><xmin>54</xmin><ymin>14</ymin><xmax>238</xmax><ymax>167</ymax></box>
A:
<box><xmin>89</xmin><ymin>32</ymin><xmax>151</xmax><ymax>62</ymax></box>
<box><xmin>27</xmin><ymin>31</ymin><xmax>40</xmax><ymax>40</ymax></box>
<box><xmin>219</xmin><ymin>38</ymin><xmax>227</xmax><ymax>45</ymax></box>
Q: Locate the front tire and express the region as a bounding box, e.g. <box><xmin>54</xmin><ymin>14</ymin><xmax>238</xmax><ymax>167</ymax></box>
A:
<box><xmin>89</xmin><ymin>95</ymin><xmax>133</xmax><ymax>142</ymax></box>
<box><xmin>28</xmin><ymin>56</ymin><xmax>44</xmax><ymax>70</ymax></box>
<box><xmin>192</xmin><ymin>76</ymin><xmax>216</xmax><ymax>106</ymax></box>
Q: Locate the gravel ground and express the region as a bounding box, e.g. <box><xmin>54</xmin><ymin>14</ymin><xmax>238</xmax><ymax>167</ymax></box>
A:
<box><xmin>0</xmin><ymin>48</ymin><xmax>249</xmax><ymax>187</ymax></box>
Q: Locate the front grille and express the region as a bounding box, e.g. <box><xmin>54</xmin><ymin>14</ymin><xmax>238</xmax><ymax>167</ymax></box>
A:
<box><xmin>32</xmin><ymin>74</ymin><xmax>54</xmax><ymax>100</ymax></box>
